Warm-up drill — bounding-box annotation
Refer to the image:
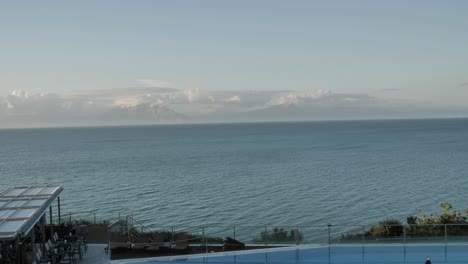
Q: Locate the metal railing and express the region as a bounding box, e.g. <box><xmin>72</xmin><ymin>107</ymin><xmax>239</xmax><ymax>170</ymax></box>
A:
<box><xmin>43</xmin><ymin>210</ymin><xmax>468</xmax><ymax>246</ymax></box>
<box><xmin>106</xmin><ymin>222</ymin><xmax>468</xmax><ymax>246</ymax></box>
<box><xmin>45</xmin><ymin>209</ymin><xmax>136</xmax><ymax>226</ymax></box>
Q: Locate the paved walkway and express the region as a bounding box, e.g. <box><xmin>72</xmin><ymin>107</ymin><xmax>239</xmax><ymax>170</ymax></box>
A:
<box><xmin>82</xmin><ymin>244</ymin><xmax>109</xmax><ymax>264</ymax></box>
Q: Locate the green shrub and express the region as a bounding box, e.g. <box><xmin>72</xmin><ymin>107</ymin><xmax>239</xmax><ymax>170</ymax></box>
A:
<box><xmin>341</xmin><ymin>202</ymin><xmax>468</xmax><ymax>241</ymax></box>
<box><xmin>369</xmin><ymin>218</ymin><xmax>404</xmax><ymax>237</ymax></box>
<box><xmin>254</xmin><ymin>227</ymin><xmax>303</xmax><ymax>243</ymax></box>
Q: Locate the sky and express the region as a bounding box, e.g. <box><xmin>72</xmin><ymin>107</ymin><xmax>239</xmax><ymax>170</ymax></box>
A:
<box><xmin>1</xmin><ymin>0</ymin><xmax>468</xmax><ymax>128</ymax></box>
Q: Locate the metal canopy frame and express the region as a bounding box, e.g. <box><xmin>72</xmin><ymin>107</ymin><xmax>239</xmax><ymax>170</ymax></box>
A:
<box><xmin>0</xmin><ymin>184</ymin><xmax>63</xmax><ymax>241</ymax></box>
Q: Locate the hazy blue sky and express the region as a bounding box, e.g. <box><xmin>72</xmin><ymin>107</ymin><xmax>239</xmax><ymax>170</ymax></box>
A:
<box><xmin>1</xmin><ymin>1</ymin><xmax>468</xmax><ymax>127</ymax></box>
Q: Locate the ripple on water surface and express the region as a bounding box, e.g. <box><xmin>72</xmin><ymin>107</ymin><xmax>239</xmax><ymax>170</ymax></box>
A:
<box><xmin>1</xmin><ymin>120</ymin><xmax>468</xmax><ymax>235</ymax></box>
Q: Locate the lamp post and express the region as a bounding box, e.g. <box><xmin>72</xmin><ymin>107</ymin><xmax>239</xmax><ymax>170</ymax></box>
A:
<box><xmin>327</xmin><ymin>224</ymin><xmax>332</xmax><ymax>263</ymax></box>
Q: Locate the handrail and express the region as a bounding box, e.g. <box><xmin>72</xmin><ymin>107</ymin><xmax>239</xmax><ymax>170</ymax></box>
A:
<box><xmin>46</xmin><ymin>209</ymin><xmax>134</xmax><ymax>225</ymax></box>
<box><xmin>127</xmin><ymin>216</ymin><xmax>156</xmax><ymax>235</ymax></box>
<box><xmin>45</xmin><ymin>208</ymin><xmax>468</xmax><ymax>229</ymax></box>
<box><xmin>47</xmin><ymin>209</ymin><xmax>468</xmax><ymax>246</ymax></box>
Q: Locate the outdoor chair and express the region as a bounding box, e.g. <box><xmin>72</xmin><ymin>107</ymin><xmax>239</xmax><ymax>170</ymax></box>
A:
<box><xmin>145</xmin><ymin>243</ymin><xmax>160</xmax><ymax>251</ymax></box>
<box><xmin>69</xmin><ymin>241</ymin><xmax>83</xmax><ymax>262</ymax></box>
<box><xmin>173</xmin><ymin>233</ymin><xmax>189</xmax><ymax>250</ymax></box>
<box><xmin>132</xmin><ymin>241</ymin><xmax>147</xmax><ymax>250</ymax></box>
<box><xmin>144</xmin><ymin>233</ymin><xmax>165</xmax><ymax>251</ymax></box>
<box><xmin>59</xmin><ymin>249</ymin><xmax>77</xmax><ymax>264</ymax></box>
<box><xmin>34</xmin><ymin>249</ymin><xmax>49</xmax><ymax>264</ymax></box>
<box><xmin>223</xmin><ymin>237</ymin><xmax>245</xmax><ymax>251</ymax></box>
<box><xmin>109</xmin><ymin>242</ymin><xmax>130</xmax><ymax>250</ymax></box>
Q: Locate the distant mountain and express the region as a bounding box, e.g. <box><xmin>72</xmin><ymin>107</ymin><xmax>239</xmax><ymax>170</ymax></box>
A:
<box><xmin>101</xmin><ymin>103</ymin><xmax>187</xmax><ymax>125</ymax></box>
<box><xmin>2</xmin><ymin>88</ymin><xmax>468</xmax><ymax>128</ymax></box>
<box><xmin>244</xmin><ymin>103</ymin><xmax>308</xmax><ymax>121</ymax></box>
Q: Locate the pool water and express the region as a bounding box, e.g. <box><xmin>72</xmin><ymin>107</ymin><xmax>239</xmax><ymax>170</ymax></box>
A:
<box><xmin>111</xmin><ymin>244</ymin><xmax>468</xmax><ymax>264</ymax></box>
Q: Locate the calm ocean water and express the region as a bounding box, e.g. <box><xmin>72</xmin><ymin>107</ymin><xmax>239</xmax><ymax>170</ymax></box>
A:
<box><xmin>1</xmin><ymin>119</ymin><xmax>468</xmax><ymax>238</ymax></box>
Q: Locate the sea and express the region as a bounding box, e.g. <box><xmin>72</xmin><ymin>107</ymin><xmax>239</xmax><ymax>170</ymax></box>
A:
<box><xmin>1</xmin><ymin>118</ymin><xmax>468</xmax><ymax>240</ymax></box>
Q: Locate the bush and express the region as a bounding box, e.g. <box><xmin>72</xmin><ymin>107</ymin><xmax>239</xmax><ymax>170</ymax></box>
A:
<box><xmin>64</xmin><ymin>219</ymin><xmax>110</xmax><ymax>227</ymax></box>
<box><xmin>254</xmin><ymin>227</ymin><xmax>303</xmax><ymax>243</ymax></box>
<box><xmin>341</xmin><ymin>202</ymin><xmax>468</xmax><ymax>241</ymax></box>
<box><xmin>368</xmin><ymin>218</ymin><xmax>404</xmax><ymax>237</ymax></box>
<box><xmin>187</xmin><ymin>233</ymin><xmax>224</xmax><ymax>243</ymax></box>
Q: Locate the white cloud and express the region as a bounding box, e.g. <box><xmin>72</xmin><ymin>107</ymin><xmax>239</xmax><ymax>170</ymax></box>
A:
<box><xmin>343</xmin><ymin>97</ymin><xmax>358</xmax><ymax>102</ymax></box>
<box><xmin>1</xmin><ymin>87</ymin><xmax>467</xmax><ymax>128</ymax></box>
<box><xmin>225</xmin><ymin>95</ymin><xmax>241</xmax><ymax>103</ymax></box>
<box><xmin>2</xmin><ymin>91</ymin><xmax>63</xmax><ymax>114</ymax></box>
<box><xmin>6</xmin><ymin>101</ymin><xmax>14</xmax><ymax>110</ymax></box>
<box><xmin>273</xmin><ymin>93</ymin><xmax>298</xmax><ymax>105</ymax></box>
<box><xmin>299</xmin><ymin>89</ymin><xmax>330</xmax><ymax>99</ymax></box>
<box><xmin>113</xmin><ymin>97</ymin><xmax>144</xmax><ymax>108</ymax></box>
<box><xmin>183</xmin><ymin>88</ymin><xmax>200</xmax><ymax>103</ymax></box>
<box><xmin>10</xmin><ymin>90</ymin><xmax>31</xmax><ymax>99</ymax></box>
<box><xmin>269</xmin><ymin>89</ymin><xmax>331</xmax><ymax>107</ymax></box>
<box><xmin>150</xmin><ymin>98</ymin><xmax>165</xmax><ymax>107</ymax></box>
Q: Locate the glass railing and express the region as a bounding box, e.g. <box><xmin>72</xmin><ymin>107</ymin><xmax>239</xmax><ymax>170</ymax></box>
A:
<box><xmin>45</xmin><ymin>209</ymin><xmax>132</xmax><ymax>226</ymax></box>
<box><xmin>105</xmin><ymin>223</ymin><xmax>468</xmax><ymax>246</ymax></box>
<box><xmin>44</xmin><ymin>211</ymin><xmax>468</xmax><ymax>247</ymax></box>
<box><xmin>99</xmin><ymin>221</ymin><xmax>468</xmax><ymax>261</ymax></box>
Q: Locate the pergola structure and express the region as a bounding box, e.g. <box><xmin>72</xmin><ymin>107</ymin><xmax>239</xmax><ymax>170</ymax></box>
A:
<box><xmin>0</xmin><ymin>184</ymin><xmax>63</xmax><ymax>263</ymax></box>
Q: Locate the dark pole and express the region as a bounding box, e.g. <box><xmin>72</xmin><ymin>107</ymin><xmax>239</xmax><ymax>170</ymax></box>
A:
<box><xmin>327</xmin><ymin>224</ymin><xmax>332</xmax><ymax>263</ymax></box>
<box><xmin>49</xmin><ymin>206</ymin><xmax>53</xmax><ymax>239</ymax></box>
<box><xmin>57</xmin><ymin>196</ymin><xmax>61</xmax><ymax>226</ymax></box>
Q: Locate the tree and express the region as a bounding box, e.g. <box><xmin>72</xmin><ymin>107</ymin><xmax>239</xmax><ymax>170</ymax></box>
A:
<box><xmin>369</xmin><ymin>218</ymin><xmax>404</xmax><ymax>237</ymax></box>
<box><xmin>414</xmin><ymin>202</ymin><xmax>468</xmax><ymax>225</ymax></box>
<box><xmin>342</xmin><ymin>202</ymin><xmax>468</xmax><ymax>241</ymax></box>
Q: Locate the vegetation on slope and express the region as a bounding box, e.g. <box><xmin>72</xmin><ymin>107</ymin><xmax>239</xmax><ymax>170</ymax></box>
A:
<box><xmin>341</xmin><ymin>202</ymin><xmax>468</xmax><ymax>240</ymax></box>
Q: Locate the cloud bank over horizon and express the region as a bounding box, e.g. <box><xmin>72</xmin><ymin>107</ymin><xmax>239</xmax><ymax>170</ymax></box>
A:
<box><xmin>1</xmin><ymin>86</ymin><xmax>467</xmax><ymax>128</ymax></box>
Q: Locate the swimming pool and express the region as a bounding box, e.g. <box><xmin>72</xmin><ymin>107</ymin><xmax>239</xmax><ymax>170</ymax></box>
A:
<box><xmin>111</xmin><ymin>243</ymin><xmax>468</xmax><ymax>264</ymax></box>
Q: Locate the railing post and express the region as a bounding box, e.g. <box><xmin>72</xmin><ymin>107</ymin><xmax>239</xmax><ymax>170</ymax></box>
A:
<box><xmin>328</xmin><ymin>224</ymin><xmax>332</xmax><ymax>262</ymax></box>
<box><xmin>294</xmin><ymin>226</ymin><xmax>298</xmax><ymax>245</ymax></box>
<box><xmin>94</xmin><ymin>212</ymin><xmax>96</xmax><ymax>224</ymax></box>
<box><xmin>203</xmin><ymin>227</ymin><xmax>207</xmax><ymax>253</ymax></box>
<box><xmin>445</xmin><ymin>224</ymin><xmax>448</xmax><ymax>262</ymax></box>
<box><xmin>445</xmin><ymin>224</ymin><xmax>447</xmax><ymax>243</ymax></box>
<box><xmin>49</xmin><ymin>206</ymin><xmax>53</xmax><ymax>239</ymax></box>
<box><xmin>362</xmin><ymin>225</ymin><xmax>365</xmax><ymax>244</ymax></box>
<box><xmin>68</xmin><ymin>212</ymin><xmax>71</xmax><ymax>223</ymax></box>
<box><xmin>171</xmin><ymin>227</ymin><xmax>174</xmax><ymax>245</ymax></box>
<box><xmin>403</xmin><ymin>225</ymin><xmax>406</xmax><ymax>244</ymax></box>
<box><xmin>202</xmin><ymin>227</ymin><xmax>205</xmax><ymax>246</ymax></box>
<box><xmin>403</xmin><ymin>225</ymin><xmax>407</xmax><ymax>263</ymax></box>
<box><xmin>126</xmin><ymin>215</ymin><xmax>128</xmax><ymax>235</ymax></box>
<box><xmin>362</xmin><ymin>225</ymin><xmax>365</xmax><ymax>263</ymax></box>
<box><xmin>265</xmin><ymin>226</ymin><xmax>268</xmax><ymax>245</ymax></box>
<box><xmin>233</xmin><ymin>226</ymin><xmax>236</xmax><ymax>240</ymax></box>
